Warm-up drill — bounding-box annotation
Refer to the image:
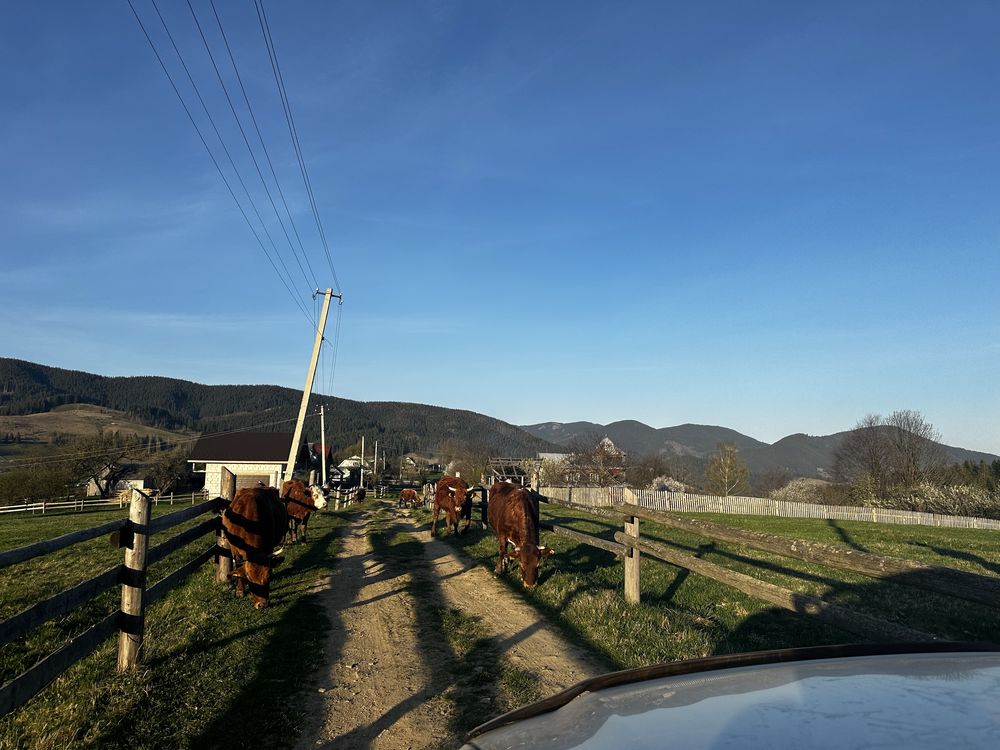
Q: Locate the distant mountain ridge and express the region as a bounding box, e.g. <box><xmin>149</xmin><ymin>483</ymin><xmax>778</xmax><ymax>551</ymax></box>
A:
<box><xmin>0</xmin><ymin>358</ymin><xmax>556</xmax><ymax>459</ymax></box>
<box><xmin>521</xmin><ymin>420</ymin><xmax>998</xmax><ymax>479</ymax></box>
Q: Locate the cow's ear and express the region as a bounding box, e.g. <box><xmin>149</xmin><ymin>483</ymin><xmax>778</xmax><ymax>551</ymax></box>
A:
<box><xmin>539</xmin><ymin>546</ymin><xmax>555</xmax><ymax>557</ymax></box>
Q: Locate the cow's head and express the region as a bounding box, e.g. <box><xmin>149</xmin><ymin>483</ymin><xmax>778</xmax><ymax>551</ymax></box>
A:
<box><xmin>508</xmin><ymin>542</ymin><xmax>554</xmax><ymax>589</ymax></box>
<box><xmin>231</xmin><ymin>562</ymin><xmax>274</xmax><ymax>609</ymax></box>
<box><xmin>309</xmin><ymin>484</ymin><xmax>328</xmax><ymax>510</ymax></box>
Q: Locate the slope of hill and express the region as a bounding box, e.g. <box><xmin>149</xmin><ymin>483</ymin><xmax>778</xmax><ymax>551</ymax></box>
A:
<box><xmin>521</xmin><ymin>420</ymin><xmax>767</xmax><ymax>457</ymax></box>
<box><xmin>522</xmin><ymin>419</ymin><xmax>999</xmax><ymax>479</ymax></box>
<box><xmin>0</xmin><ymin>358</ymin><xmax>555</xmax><ymax>459</ymax></box>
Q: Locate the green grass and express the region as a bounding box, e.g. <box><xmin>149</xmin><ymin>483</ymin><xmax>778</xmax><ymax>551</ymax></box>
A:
<box><xmin>413</xmin><ymin>502</ymin><xmax>1000</xmax><ymax>672</ymax></box>
<box><xmin>0</xmin><ymin>505</ymin><xmax>352</xmax><ymax>750</ymax></box>
<box><xmin>368</xmin><ymin>506</ymin><xmax>541</xmax><ymax>746</ymax></box>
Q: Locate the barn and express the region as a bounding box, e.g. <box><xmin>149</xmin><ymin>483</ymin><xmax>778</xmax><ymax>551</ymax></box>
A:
<box><xmin>188</xmin><ymin>432</ymin><xmax>304</xmax><ymax>496</ymax></box>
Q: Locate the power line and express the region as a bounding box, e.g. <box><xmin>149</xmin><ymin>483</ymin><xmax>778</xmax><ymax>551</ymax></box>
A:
<box><xmin>127</xmin><ymin>0</ymin><xmax>312</xmax><ymax>324</ymax></box>
<box><xmin>0</xmin><ymin>411</ymin><xmax>319</xmax><ymax>470</ymax></box>
<box><xmin>254</xmin><ymin>0</ymin><xmax>342</xmax><ymax>295</ymax></box>
<box><xmin>184</xmin><ymin>0</ymin><xmax>317</xmax><ymax>294</ymax></box>
<box><xmin>208</xmin><ymin>0</ymin><xmax>321</xmax><ymax>292</ymax></box>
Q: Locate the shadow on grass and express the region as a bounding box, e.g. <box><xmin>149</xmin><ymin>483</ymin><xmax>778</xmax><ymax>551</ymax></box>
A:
<box><xmin>177</xmin><ymin>518</ymin><xmax>356</xmax><ymax>750</ymax></box>
<box><xmin>827</xmin><ymin>519</ymin><xmax>871</xmax><ymax>553</ymax></box>
<box><xmin>912</xmin><ymin>542</ymin><xmax>1000</xmax><ymax>577</ymax></box>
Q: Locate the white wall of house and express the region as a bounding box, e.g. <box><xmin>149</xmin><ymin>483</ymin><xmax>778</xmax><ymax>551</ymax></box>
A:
<box><xmin>202</xmin><ymin>461</ymin><xmax>286</xmax><ymax>497</ymax></box>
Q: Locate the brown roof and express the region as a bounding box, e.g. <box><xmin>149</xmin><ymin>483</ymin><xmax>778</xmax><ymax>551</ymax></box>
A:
<box><xmin>188</xmin><ymin>432</ymin><xmax>294</xmax><ymax>464</ymax></box>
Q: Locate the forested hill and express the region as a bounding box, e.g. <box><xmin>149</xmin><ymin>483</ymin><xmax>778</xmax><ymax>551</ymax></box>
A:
<box><xmin>0</xmin><ymin>358</ymin><xmax>555</xmax><ymax>458</ymax></box>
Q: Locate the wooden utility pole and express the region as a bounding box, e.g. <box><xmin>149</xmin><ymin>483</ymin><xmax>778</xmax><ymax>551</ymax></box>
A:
<box><xmin>320</xmin><ymin>405</ymin><xmax>327</xmax><ymax>486</ymax></box>
<box><xmin>373</xmin><ymin>439</ymin><xmax>378</xmax><ymax>485</ymax></box>
<box><xmin>360</xmin><ymin>435</ymin><xmax>365</xmax><ymax>489</ymax></box>
<box><xmin>285</xmin><ymin>289</ymin><xmax>338</xmax><ymax>483</ymax></box>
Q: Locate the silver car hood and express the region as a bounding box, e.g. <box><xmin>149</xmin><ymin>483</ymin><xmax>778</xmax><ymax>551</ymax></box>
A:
<box><xmin>465</xmin><ymin>648</ymin><xmax>1000</xmax><ymax>750</ymax></box>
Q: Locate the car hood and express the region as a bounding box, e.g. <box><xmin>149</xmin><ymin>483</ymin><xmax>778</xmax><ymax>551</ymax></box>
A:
<box><xmin>464</xmin><ymin>650</ymin><xmax>1000</xmax><ymax>750</ymax></box>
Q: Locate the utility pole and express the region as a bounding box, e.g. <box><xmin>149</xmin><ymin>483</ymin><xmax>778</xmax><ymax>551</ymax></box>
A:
<box><xmin>319</xmin><ymin>404</ymin><xmax>327</xmax><ymax>487</ymax></box>
<box><xmin>285</xmin><ymin>288</ymin><xmax>341</xmax><ymax>483</ymax></box>
<box><xmin>360</xmin><ymin>435</ymin><xmax>365</xmax><ymax>489</ymax></box>
<box><xmin>373</xmin><ymin>439</ymin><xmax>379</xmax><ymax>486</ymax></box>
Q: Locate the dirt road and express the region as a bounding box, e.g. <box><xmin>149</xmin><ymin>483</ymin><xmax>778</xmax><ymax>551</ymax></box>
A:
<box><xmin>296</xmin><ymin>508</ymin><xmax>601</xmax><ymax>749</ymax></box>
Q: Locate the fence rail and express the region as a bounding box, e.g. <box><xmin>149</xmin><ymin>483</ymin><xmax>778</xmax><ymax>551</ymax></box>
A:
<box><xmin>0</xmin><ymin>491</ymin><xmax>209</xmax><ymax>516</ymax></box>
<box><xmin>537</xmin><ymin>495</ymin><xmax>997</xmax><ymax>643</ymax></box>
<box><xmin>0</xmin><ymin>492</ymin><xmax>229</xmax><ymax>716</ymax></box>
<box><xmin>538</xmin><ymin>486</ymin><xmax>1000</xmax><ymax>530</ymax></box>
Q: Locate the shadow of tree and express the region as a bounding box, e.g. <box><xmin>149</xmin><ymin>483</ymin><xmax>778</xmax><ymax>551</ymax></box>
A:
<box><xmin>826</xmin><ymin>519</ymin><xmax>871</xmax><ymax>552</ymax></box>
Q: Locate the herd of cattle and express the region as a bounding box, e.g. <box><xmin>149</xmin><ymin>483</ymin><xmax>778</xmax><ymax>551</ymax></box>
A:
<box><xmin>220</xmin><ymin>475</ymin><xmax>552</xmax><ymax>609</ymax></box>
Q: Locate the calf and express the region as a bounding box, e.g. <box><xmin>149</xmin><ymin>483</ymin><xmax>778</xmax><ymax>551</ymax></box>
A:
<box><xmin>222</xmin><ymin>486</ymin><xmax>288</xmax><ymax>608</ymax></box>
<box><xmin>432</xmin><ymin>476</ymin><xmax>471</xmax><ymax>536</ymax></box>
<box><xmin>280</xmin><ymin>479</ymin><xmax>328</xmax><ymax>543</ymax></box>
<box><xmin>487</xmin><ymin>482</ymin><xmax>553</xmax><ymax>588</ymax></box>
<box><xmin>398</xmin><ymin>488</ymin><xmax>419</xmax><ymax>508</ymax></box>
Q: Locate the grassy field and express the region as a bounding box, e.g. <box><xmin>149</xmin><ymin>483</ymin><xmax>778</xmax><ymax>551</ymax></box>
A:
<box><xmin>366</xmin><ymin>506</ymin><xmax>540</xmax><ymax>745</ymax></box>
<box><xmin>413</xmin><ymin>501</ymin><xmax>1000</xmax><ymax>670</ymax></box>
<box><xmin>0</xmin><ymin>503</ymin><xmax>351</xmax><ymax>750</ymax></box>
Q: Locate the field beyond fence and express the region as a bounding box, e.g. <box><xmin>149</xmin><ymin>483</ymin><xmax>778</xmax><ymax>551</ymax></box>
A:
<box><xmin>539</xmin><ymin>486</ymin><xmax>1000</xmax><ymax>530</ymax></box>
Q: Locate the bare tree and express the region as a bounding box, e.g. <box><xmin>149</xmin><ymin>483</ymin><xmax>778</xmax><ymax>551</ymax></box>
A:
<box><xmin>705</xmin><ymin>443</ymin><xmax>749</xmax><ymax>497</ymax></box>
<box><xmin>69</xmin><ymin>432</ymin><xmax>134</xmax><ymax>498</ymax></box>
<box><xmin>564</xmin><ymin>438</ymin><xmax>626</xmax><ymax>486</ymax></box>
<box><xmin>885</xmin><ymin>409</ymin><xmax>945</xmax><ymax>487</ymax></box>
<box><xmin>150</xmin><ymin>446</ymin><xmax>191</xmax><ymax>494</ymax></box>
<box><xmin>833</xmin><ymin>413</ymin><xmax>890</xmax><ymax>495</ymax></box>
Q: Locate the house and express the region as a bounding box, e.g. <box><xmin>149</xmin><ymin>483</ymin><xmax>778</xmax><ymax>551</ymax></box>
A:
<box><xmin>85</xmin><ymin>469</ymin><xmax>153</xmax><ymax>497</ymax></box>
<box><xmin>188</xmin><ymin>432</ymin><xmax>304</xmax><ymax>497</ymax></box>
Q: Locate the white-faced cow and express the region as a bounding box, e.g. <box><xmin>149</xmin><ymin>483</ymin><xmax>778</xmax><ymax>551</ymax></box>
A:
<box><xmin>222</xmin><ymin>486</ymin><xmax>288</xmax><ymax>609</ymax></box>
<box><xmin>487</xmin><ymin>482</ymin><xmax>553</xmax><ymax>588</ymax></box>
<box><xmin>432</xmin><ymin>476</ymin><xmax>471</xmax><ymax>536</ymax></box>
<box><xmin>279</xmin><ymin>479</ymin><xmax>328</xmax><ymax>543</ymax></box>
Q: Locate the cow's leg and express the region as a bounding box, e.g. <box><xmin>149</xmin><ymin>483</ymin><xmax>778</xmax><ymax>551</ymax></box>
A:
<box><xmin>494</xmin><ymin>536</ymin><xmax>507</xmax><ymax>575</ymax></box>
<box><xmin>431</xmin><ymin>503</ymin><xmax>440</xmax><ymax>536</ymax></box>
<box><xmin>300</xmin><ymin>515</ymin><xmax>309</xmax><ymax>543</ymax></box>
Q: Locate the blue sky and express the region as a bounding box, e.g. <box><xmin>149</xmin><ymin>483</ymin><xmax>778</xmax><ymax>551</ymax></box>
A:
<box><xmin>2</xmin><ymin>1</ymin><xmax>998</xmax><ymax>453</ymax></box>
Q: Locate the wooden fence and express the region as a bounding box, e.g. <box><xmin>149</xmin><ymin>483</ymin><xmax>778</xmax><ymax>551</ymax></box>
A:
<box><xmin>537</xmin><ymin>496</ymin><xmax>1000</xmax><ymax>643</ymax></box>
<box><xmin>0</xmin><ymin>491</ymin><xmax>231</xmax><ymax>716</ymax></box>
<box><xmin>0</xmin><ymin>490</ymin><xmax>210</xmax><ymax>516</ymax></box>
<box><xmin>538</xmin><ymin>486</ymin><xmax>1000</xmax><ymax>530</ymax></box>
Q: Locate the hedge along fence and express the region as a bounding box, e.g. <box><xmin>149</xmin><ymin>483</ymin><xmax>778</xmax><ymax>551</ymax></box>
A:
<box><xmin>0</xmin><ymin>491</ymin><xmax>233</xmax><ymax>716</ymax></box>
<box><xmin>537</xmin><ymin>496</ymin><xmax>1000</xmax><ymax>643</ymax></box>
<box><xmin>539</xmin><ymin>486</ymin><xmax>1000</xmax><ymax>530</ymax></box>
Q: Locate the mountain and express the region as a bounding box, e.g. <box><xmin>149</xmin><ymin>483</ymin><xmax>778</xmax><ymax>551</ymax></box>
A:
<box><xmin>0</xmin><ymin>358</ymin><xmax>556</xmax><ymax>459</ymax></box>
<box><xmin>521</xmin><ymin>420</ymin><xmax>999</xmax><ymax>479</ymax></box>
<box><xmin>521</xmin><ymin>420</ymin><xmax>767</xmax><ymax>457</ymax></box>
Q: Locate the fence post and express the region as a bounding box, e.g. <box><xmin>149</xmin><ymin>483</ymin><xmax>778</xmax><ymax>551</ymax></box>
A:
<box><xmin>41</xmin><ymin>500</ymin><xmax>46</xmax><ymax>515</ymax></box>
<box><xmin>117</xmin><ymin>490</ymin><xmax>152</xmax><ymax>671</ymax></box>
<box><xmin>624</xmin><ymin>514</ymin><xmax>640</xmax><ymax>604</ymax></box>
<box><xmin>216</xmin><ymin>472</ymin><xmax>235</xmax><ymax>584</ymax></box>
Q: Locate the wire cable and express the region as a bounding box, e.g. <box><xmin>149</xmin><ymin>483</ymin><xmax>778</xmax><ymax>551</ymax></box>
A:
<box><xmin>184</xmin><ymin>0</ymin><xmax>317</xmax><ymax>294</ymax></box>
<box><xmin>209</xmin><ymin>0</ymin><xmax>321</xmax><ymax>291</ymax></box>
<box><xmin>0</xmin><ymin>410</ymin><xmax>320</xmax><ymax>470</ymax></box>
<box><xmin>254</xmin><ymin>0</ymin><xmax>342</xmax><ymax>294</ymax></box>
<box><xmin>129</xmin><ymin>0</ymin><xmax>313</xmax><ymax>323</ymax></box>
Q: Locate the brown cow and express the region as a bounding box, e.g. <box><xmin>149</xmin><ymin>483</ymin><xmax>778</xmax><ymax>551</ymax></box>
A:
<box><xmin>222</xmin><ymin>486</ymin><xmax>288</xmax><ymax>608</ymax></box>
<box><xmin>398</xmin><ymin>488</ymin><xmax>419</xmax><ymax>508</ymax></box>
<box><xmin>279</xmin><ymin>479</ymin><xmax>328</xmax><ymax>543</ymax></box>
<box><xmin>432</xmin><ymin>476</ymin><xmax>470</xmax><ymax>536</ymax></box>
<box><xmin>487</xmin><ymin>482</ymin><xmax>553</xmax><ymax>588</ymax></box>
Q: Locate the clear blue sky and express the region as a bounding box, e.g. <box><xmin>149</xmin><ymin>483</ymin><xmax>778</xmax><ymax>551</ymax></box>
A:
<box><xmin>2</xmin><ymin>1</ymin><xmax>998</xmax><ymax>453</ymax></box>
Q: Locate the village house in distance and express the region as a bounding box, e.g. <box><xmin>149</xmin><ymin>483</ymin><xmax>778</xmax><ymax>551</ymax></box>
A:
<box><xmin>188</xmin><ymin>432</ymin><xmax>304</xmax><ymax>496</ymax></box>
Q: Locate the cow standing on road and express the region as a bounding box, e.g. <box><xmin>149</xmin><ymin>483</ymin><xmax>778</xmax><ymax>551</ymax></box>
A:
<box><xmin>487</xmin><ymin>482</ymin><xmax>553</xmax><ymax>588</ymax></box>
<box><xmin>222</xmin><ymin>486</ymin><xmax>288</xmax><ymax>609</ymax></box>
<box><xmin>398</xmin><ymin>488</ymin><xmax>419</xmax><ymax>508</ymax></box>
<box><xmin>432</xmin><ymin>476</ymin><xmax>471</xmax><ymax>536</ymax></box>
